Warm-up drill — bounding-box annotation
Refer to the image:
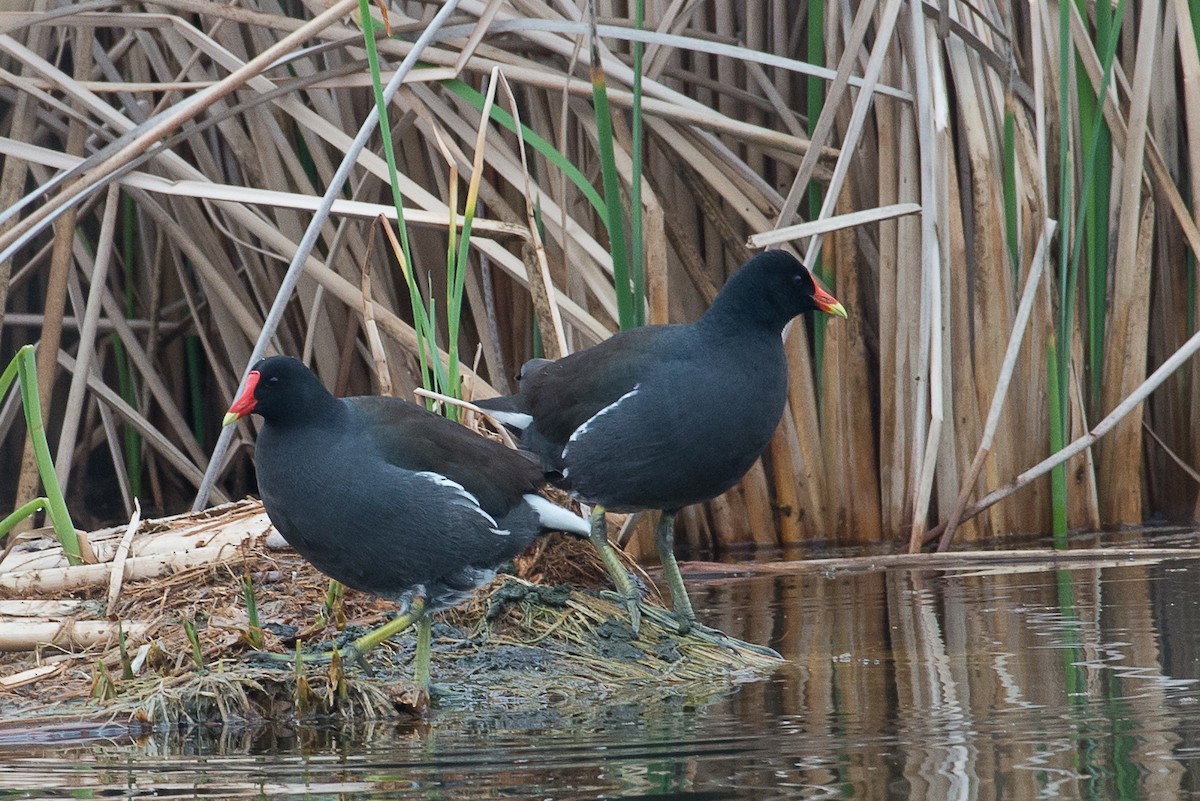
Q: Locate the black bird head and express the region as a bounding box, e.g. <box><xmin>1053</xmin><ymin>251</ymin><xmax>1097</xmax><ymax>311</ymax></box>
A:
<box><xmin>223</xmin><ymin>355</ymin><xmax>337</xmax><ymax>427</ymax></box>
<box><xmin>706</xmin><ymin>250</ymin><xmax>847</xmax><ymax>331</ymax></box>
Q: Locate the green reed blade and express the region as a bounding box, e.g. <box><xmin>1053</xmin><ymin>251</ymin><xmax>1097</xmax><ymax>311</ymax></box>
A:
<box><xmin>119</xmin><ymin>192</ymin><xmax>141</xmax><ymax>496</ymax></box>
<box><xmin>6</xmin><ymin>346</ymin><xmax>82</xmax><ymax>563</ymax></box>
<box><xmin>443</xmin><ymin>79</ymin><xmax>605</xmax><ymax>216</ymax></box>
<box><xmin>358</xmin><ymin>0</ymin><xmax>439</xmax><ymax>395</ymax></box>
<box><xmin>807</xmin><ymin>1</ymin><xmax>828</xmax><ymax>387</ymax></box>
<box><xmin>629</xmin><ymin>0</ymin><xmax>646</xmax><ymax>327</ymax></box>
<box><xmin>589</xmin><ymin>9</ymin><xmax>635</xmax><ymax>331</ymax></box>
<box><xmin>1003</xmin><ymin>99</ymin><xmax>1019</xmax><ymax>284</ymax></box>
<box><xmin>1047</xmin><ymin>336</ymin><xmax>1068</xmax><ymax>546</ymax></box>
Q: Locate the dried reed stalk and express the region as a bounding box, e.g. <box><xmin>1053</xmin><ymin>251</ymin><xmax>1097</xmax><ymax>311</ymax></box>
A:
<box><xmin>0</xmin><ymin>0</ymin><xmax>1196</xmax><ymax>556</ymax></box>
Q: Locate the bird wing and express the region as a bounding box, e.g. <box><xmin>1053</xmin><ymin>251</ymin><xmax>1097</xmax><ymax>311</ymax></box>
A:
<box><xmin>345</xmin><ymin>396</ymin><xmax>543</xmax><ymax>515</ymax></box>
<box><xmin>519</xmin><ymin>325</ymin><xmax>678</xmax><ymax>447</ymax></box>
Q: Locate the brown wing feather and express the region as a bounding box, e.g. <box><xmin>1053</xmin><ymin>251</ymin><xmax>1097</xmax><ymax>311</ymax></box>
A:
<box><xmin>346</xmin><ymin>396</ymin><xmax>543</xmax><ymax>515</ymax></box>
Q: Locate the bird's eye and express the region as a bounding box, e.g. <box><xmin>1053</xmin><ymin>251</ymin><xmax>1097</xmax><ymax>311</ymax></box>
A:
<box><xmin>268</xmin><ymin>376</ymin><xmax>279</xmax><ymax>385</ymax></box>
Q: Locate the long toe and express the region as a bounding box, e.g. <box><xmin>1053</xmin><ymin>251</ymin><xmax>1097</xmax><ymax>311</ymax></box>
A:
<box><xmin>637</xmin><ymin>605</ymin><xmax>782</xmax><ymax>659</ymax></box>
<box><xmin>625</xmin><ymin>594</ymin><xmax>642</xmax><ymax>637</ymax></box>
<box><xmin>427</xmin><ymin>682</ymin><xmax>454</xmax><ymax>701</ymax></box>
<box><xmin>245</xmin><ymin>645</ymin><xmax>381</xmax><ymax>669</ymax></box>
<box><xmin>691</xmin><ymin>621</ymin><xmax>782</xmax><ymax>659</ymax></box>
<box><xmin>672</xmin><ymin>610</ymin><xmax>695</xmax><ymax>637</ymax></box>
<box><xmin>247</xmin><ymin>648</ymin><xmax>298</xmax><ymax>666</ymax></box>
<box><xmin>599</xmin><ymin>588</ymin><xmax>643</xmax><ymax>636</ymax></box>
<box><xmin>338</xmin><ymin>643</ymin><xmax>374</xmax><ymax>674</ymax></box>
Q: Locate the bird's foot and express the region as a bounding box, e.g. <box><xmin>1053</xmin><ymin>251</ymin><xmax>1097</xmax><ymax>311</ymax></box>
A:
<box><xmin>245</xmin><ymin>638</ymin><xmax>376</xmax><ymax>673</ymax></box>
<box><xmin>690</xmin><ymin>621</ymin><xmax>782</xmax><ymax>659</ymax></box>
<box><xmin>426</xmin><ymin>682</ymin><xmax>454</xmax><ymax>702</ymax></box>
<box><xmin>247</xmin><ymin>647</ymin><xmax>329</xmax><ymax>666</ymax></box>
<box><xmin>335</xmin><ymin>642</ymin><xmax>375</xmax><ymax>675</ymax></box>
<box><xmin>628</xmin><ymin>605</ymin><xmax>692</xmax><ymax>636</ymax></box>
<box><xmin>637</xmin><ymin>605</ymin><xmax>782</xmax><ymax>659</ymax></box>
<box><xmin>598</xmin><ymin>589</ymin><xmax>643</xmax><ymax>636</ymax></box>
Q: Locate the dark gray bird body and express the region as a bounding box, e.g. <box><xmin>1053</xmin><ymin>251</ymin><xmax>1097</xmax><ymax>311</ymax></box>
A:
<box><xmin>236</xmin><ymin>357</ymin><xmax>588</xmax><ymax>612</ymax></box>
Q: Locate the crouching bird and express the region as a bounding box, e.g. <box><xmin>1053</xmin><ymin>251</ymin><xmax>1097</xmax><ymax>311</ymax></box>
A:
<box><xmin>223</xmin><ymin>355</ymin><xmax>589</xmax><ymax>687</ymax></box>
<box><xmin>476</xmin><ymin>250</ymin><xmax>846</xmax><ymax>642</ymax></box>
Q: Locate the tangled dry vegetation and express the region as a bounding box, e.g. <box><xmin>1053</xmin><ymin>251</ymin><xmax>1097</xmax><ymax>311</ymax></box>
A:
<box><xmin>0</xmin><ymin>500</ymin><xmax>780</xmax><ymax>725</ymax></box>
<box><xmin>1</xmin><ymin>2</ymin><xmax>1198</xmax><ymax>573</ymax></box>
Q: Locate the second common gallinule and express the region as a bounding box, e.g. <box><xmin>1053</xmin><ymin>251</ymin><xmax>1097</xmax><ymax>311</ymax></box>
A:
<box><xmin>223</xmin><ymin>355</ymin><xmax>590</xmax><ymax>686</ymax></box>
<box><xmin>476</xmin><ymin>250</ymin><xmax>846</xmax><ymax>638</ymax></box>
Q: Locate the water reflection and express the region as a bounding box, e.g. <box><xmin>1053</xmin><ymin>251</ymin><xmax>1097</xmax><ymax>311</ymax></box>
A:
<box><xmin>4</xmin><ymin>554</ymin><xmax>1200</xmax><ymax>799</ymax></box>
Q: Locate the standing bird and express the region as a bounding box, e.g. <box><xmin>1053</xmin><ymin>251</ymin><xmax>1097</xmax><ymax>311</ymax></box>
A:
<box><xmin>223</xmin><ymin>356</ymin><xmax>589</xmax><ymax>686</ymax></box>
<box><xmin>476</xmin><ymin>250</ymin><xmax>846</xmax><ymax>637</ymax></box>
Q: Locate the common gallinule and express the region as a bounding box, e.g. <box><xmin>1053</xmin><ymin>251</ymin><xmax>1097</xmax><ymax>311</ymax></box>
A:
<box><xmin>476</xmin><ymin>250</ymin><xmax>846</xmax><ymax>637</ymax></box>
<box><xmin>222</xmin><ymin>355</ymin><xmax>589</xmax><ymax>686</ymax></box>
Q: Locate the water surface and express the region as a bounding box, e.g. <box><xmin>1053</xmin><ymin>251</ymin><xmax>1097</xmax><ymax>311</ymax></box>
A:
<box><xmin>4</xmin><ymin>543</ymin><xmax>1200</xmax><ymax>799</ymax></box>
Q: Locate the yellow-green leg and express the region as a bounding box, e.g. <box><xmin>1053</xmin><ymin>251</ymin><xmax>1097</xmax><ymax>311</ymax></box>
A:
<box><xmin>649</xmin><ymin>516</ymin><xmax>781</xmax><ymax>659</ymax></box>
<box><xmin>338</xmin><ymin>595</ymin><xmax>427</xmax><ymax>669</ymax></box>
<box><xmin>655</xmin><ymin>511</ymin><xmax>696</xmax><ymax>634</ymax></box>
<box><xmin>588</xmin><ymin>505</ymin><xmax>642</xmax><ymax>636</ymax></box>
<box><xmin>258</xmin><ymin>596</ymin><xmax>439</xmax><ymax>678</ymax></box>
<box><xmin>413</xmin><ymin>616</ymin><xmax>432</xmax><ymax>689</ymax></box>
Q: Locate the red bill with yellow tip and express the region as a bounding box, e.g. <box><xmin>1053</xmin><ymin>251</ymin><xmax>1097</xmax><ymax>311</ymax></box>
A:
<box><xmin>222</xmin><ymin>370</ymin><xmax>261</xmax><ymax>425</ymax></box>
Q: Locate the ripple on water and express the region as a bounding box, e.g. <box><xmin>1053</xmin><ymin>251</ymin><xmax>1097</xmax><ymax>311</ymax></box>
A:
<box><xmin>5</xmin><ymin>550</ymin><xmax>1200</xmax><ymax>799</ymax></box>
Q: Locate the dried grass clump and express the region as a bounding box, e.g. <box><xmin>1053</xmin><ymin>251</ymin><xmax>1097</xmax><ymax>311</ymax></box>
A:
<box><xmin>0</xmin><ymin>502</ymin><xmax>780</xmax><ymax>726</ymax></box>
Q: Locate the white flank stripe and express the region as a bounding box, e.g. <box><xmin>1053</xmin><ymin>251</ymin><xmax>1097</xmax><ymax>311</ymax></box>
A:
<box><xmin>415</xmin><ymin>471</ymin><xmax>507</xmax><ymax>534</ymax></box>
<box><xmin>523</xmin><ymin>494</ymin><xmax>590</xmax><ymax>536</ymax></box>
<box><xmin>563</xmin><ymin>384</ymin><xmax>640</xmax><ymax>460</ymax></box>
